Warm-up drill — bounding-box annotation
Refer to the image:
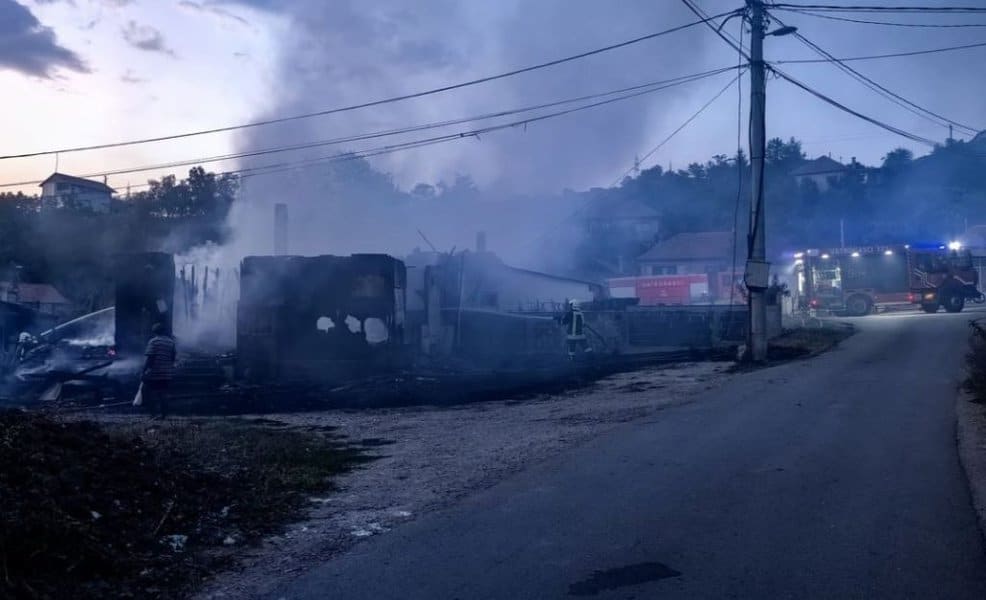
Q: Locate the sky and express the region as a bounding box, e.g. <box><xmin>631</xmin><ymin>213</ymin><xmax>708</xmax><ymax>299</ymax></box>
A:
<box><xmin>0</xmin><ymin>0</ymin><xmax>983</xmax><ymax>197</ymax></box>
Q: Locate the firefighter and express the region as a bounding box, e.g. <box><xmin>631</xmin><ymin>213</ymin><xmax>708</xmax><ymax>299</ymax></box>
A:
<box><xmin>561</xmin><ymin>299</ymin><xmax>590</xmax><ymax>358</ymax></box>
<box><xmin>15</xmin><ymin>332</ymin><xmax>37</xmax><ymax>362</ymax></box>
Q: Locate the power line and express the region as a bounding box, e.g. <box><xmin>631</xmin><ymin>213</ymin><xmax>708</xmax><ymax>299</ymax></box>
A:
<box><xmin>0</xmin><ymin>10</ymin><xmax>741</xmax><ymax>162</ymax></box>
<box><xmin>777</xmin><ymin>7</ymin><xmax>986</xmax><ymax>27</ymax></box>
<box><xmin>612</xmin><ymin>71</ymin><xmax>744</xmax><ymax>185</ymax></box>
<box><xmin>519</xmin><ymin>68</ymin><xmax>747</xmax><ymax>254</ymax></box>
<box><xmin>769</xmin><ymin>65</ymin><xmax>939</xmax><ymax>146</ymax></box>
<box><xmin>771</xmin><ymin>13</ymin><xmax>980</xmax><ymax>135</ymax></box>
<box><xmin>771</xmin><ymin>3</ymin><xmax>986</xmax><ymax>14</ymax></box>
<box><xmin>774</xmin><ymin>40</ymin><xmax>986</xmax><ymax>64</ymax></box>
<box><xmin>0</xmin><ymin>66</ymin><xmax>739</xmax><ymax>189</ymax></box>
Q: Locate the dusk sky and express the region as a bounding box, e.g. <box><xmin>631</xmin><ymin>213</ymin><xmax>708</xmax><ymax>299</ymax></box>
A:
<box><xmin>0</xmin><ymin>0</ymin><xmax>983</xmax><ymax>195</ymax></box>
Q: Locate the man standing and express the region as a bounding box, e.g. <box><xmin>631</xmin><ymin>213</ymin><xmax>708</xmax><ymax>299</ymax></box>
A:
<box><xmin>142</xmin><ymin>322</ymin><xmax>176</xmax><ymax>419</ymax></box>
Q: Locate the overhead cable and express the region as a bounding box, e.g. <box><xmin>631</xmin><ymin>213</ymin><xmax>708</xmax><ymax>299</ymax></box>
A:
<box><xmin>0</xmin><ymin>66</ymin><xmax>738</xmax><ymax>188</ymax></box>
<box><xmin>0</xmin><ymin>10</ymin><xmax>740</xmax><ymax>161</ymax></box>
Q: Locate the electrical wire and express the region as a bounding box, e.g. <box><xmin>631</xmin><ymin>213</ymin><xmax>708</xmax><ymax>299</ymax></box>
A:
<box><xmin>611</xmin><ymin>71</ymin><xmax>744</xmax><ymax>185</ymax></box>
<box><xmin>777</xmin><ymin>7</ymin><xmax>986</xmax><ymax>27</ymax></box>
<box><xmin>1</xmin><ymin>66</ymin><xmax>739</xmax><ymax>189</ymax></box>
<box><xmin>517</xmin><ymin>68</ymin><xmax>747</xmax><ymax>254</ymax></box>
<box><xmin>769</xmin><ymin>65</ymin><xmax>939</xmax><ymax>146</ymax></box>
<box><xmin>0</xmin><ymin>67</ymin><xmax>737</xmax><ymax>188</ymax></box>
<box><xmin>0</xmin><ymin>10</ymin><xmax>741</xmax><ymax>162</ymax></box>
<box><xmin>774</xmin><ymin>40</ymin><xmax>986</xmax><ymax>64</ymax></box>
<box><xmin>772</xmin><ymin>13</ymin><xmax>980</xmax><ymax>135</ymax></box>
<box><xmin>771</xmin><ymin>3</ymin><xmax>986</xmax><ymax>14</ymax></box>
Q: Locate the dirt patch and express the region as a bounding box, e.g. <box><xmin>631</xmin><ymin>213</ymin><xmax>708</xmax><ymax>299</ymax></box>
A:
<box><xmin>0</xmin><ymin>412</ymin><xmax>369</xmax><ymax>599</ymax></box>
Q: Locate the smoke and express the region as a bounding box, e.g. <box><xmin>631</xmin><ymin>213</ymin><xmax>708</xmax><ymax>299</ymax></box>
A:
<box><xmin>200</xmin><ymin>0</ymin><xmax>725</xmax><ymax>269</ymax></box>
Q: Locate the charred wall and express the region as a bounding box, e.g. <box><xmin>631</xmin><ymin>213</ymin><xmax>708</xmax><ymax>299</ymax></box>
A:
<box><xmin>236</xmin><ymin>254</ymin><xmax>407</xmax><ymax>384</ymax></box>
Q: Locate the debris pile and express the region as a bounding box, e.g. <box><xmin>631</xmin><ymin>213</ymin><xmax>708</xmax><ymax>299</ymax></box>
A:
<box><xmin>0</xmin><ymin>411</ymin><xmax>368</xmax><ymax>598</ymax></box>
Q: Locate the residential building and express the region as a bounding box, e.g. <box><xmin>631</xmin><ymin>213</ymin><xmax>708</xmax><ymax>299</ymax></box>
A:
<box><xmin>636</xmin><ymin>231</ymin><xmax>734</xmax><ymax>276</ymax></box>
<box><xmin>40</xmin><ymin>172</ymin><xmax>115</xmax><ymax>213</ymax></box>
<box><xmin>790</xmin><ymin>156</ymin><xmax>849</xmax><ymax>192</ymax></box>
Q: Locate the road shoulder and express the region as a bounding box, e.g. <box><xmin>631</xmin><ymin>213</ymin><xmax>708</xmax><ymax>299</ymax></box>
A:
<box><xmin>957</xmin><ymin>390</ymin><xmax>986</xmax><ymax>538</ymax></box>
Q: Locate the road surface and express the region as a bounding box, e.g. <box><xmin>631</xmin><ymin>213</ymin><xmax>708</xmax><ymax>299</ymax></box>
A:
<box><xmin>277</xmin><ymin>309</ymin><xmax>986</xmax><ymax>599</ymax></box>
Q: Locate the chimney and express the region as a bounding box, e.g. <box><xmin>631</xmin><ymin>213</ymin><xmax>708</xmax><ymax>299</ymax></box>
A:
<box><xmin>274</xmin><ymin>203</ymin><xmax>288</xmax><ymax>256</ymax></box>
<box><xmin>476</xmin><ymin>231</ymin><xmax>487</xmax><ymax>253</ymax></box>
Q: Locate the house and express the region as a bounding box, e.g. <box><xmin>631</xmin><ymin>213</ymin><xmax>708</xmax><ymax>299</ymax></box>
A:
<box><xmin>790</xmin><ymin>156</ymin><xmax>849</xmax><ymax>192</ymax></box>
<box><xmin>0</xmin><ymin>281</ymin><xmax>74</xmax><ymax>317</ymax></box>
<box><xmin>405</xmin><ymin>249</ymin><xmax>604</xmax><ymax>314</ymax></box>
<box><xmin>40</xmin><ymin>172</ymin><xmax>115</xmax><ymax>213</ymax></box>
<box><xmin>627</xmin><ymin>231</ymin><xmax>739</xmax><ymax>304</ymax></box>
<box><xmin>636</xmin><ymin>231</ymin><xmax>735</xmax><ymax>276</ymax></box>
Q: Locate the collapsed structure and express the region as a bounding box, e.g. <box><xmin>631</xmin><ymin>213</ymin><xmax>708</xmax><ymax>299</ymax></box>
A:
<box><xmin>2</xmin><ymin>241</ymin><xmax>773</xmax><ymax>408</ymax></box>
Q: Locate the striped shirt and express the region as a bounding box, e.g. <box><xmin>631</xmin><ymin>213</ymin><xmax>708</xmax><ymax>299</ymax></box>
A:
<box><xmin>144</xmin><ymin>335</ymin><xmax>177</xmax><ymax>382</ymax></box>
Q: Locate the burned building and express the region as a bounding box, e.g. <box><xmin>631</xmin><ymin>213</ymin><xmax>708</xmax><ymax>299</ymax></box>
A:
<box><xmin>236</xmin><ymin>254</ymin><xmax>406</xmax><ymax>384</ymax></box>
<box><xmin>114</xmin><ymin>253</ymin><xmax>175</xmax><ymax>357</ymax></box>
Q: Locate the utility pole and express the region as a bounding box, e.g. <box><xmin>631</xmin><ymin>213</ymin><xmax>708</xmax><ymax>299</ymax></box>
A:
<box><xmin>746</xmin><ymin>0</ymin><xmax>769</xmax><ymax>362</ymax></box>
<box><xmin>743</xmin><ymin>2</ymin><xmax>795</xmax><ymax>362</ymax></box>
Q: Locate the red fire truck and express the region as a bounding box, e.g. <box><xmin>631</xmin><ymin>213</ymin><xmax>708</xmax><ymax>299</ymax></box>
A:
<box><xmin>793</xmin><ymin>244</ymin><xmax>983</xmax><ymax>316</ymax></box>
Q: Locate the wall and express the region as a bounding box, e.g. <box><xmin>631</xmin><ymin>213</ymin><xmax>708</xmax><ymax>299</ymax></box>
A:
<box><xmin>236</xmin><ymin>254</ymin><xmax>407</xmax><ymax>385</ymax></box>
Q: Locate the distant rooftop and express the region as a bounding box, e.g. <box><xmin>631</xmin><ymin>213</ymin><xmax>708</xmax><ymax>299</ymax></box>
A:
<box><xmin>790</xmin><ymin>156</ymin><xmax>848</xmax><ymax>177</ymax></box>
<box><xmin>40</xmin><ymin>172</ymin><xmax>115</xmax><ymax>194</ymax></box>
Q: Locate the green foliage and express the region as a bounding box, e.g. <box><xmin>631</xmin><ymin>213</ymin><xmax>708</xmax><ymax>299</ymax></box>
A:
<box><xmin>570</xmin><ymin>135</ymin><xmax>986</xmax><ymax>275</ymax></box>
<box><xmin>0</xmin><ymin>168</ymin><xmax>238</xmax><ymax>311</ymax></box>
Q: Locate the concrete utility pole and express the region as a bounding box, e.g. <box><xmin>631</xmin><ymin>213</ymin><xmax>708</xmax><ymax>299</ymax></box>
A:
<box><xmin>746</xmin><ymin>0</ymin><xmax>770</xmax><ymax>362</ymax></box>
<box><xmin>744</xmin><ymin>1</ymin><xmax>796</xmax><ymax>362</ymax></box>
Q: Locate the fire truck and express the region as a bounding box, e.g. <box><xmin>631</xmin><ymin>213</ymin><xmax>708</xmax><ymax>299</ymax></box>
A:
<box><xmin>793</xmin><ymin>244</ymin><xmax>984</xmax><ymax>316</ymax></box>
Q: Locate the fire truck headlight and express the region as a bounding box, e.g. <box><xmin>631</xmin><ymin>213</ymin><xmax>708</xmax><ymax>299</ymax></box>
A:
<box><xmin>948</xmin><ymin>241</ymin><xmax>962</xmax><ymax>251</ymax></box>
<box><xmin>924</xmin><ymin>293</ymin><xmax>936</xmax><ymax>301</ymax></box>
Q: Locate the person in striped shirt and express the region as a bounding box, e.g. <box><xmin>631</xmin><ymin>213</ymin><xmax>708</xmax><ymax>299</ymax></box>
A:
<box><xmin>142</xmin><ymin>322</ymin><xmax>176</xmax><ymax>418</ymax></box>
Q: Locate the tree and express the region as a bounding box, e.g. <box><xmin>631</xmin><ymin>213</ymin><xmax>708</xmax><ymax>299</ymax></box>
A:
<box><xmin>765</xmin><ymin>137</ymin><xmax>805</xmax><ymax>173</ymax></box>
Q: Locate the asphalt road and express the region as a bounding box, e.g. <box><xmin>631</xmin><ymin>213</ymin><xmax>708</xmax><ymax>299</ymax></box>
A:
<box><xmin>278</xmin><ymin>308</ymin><xmax>986</xmax><ymax>599</ymax></box>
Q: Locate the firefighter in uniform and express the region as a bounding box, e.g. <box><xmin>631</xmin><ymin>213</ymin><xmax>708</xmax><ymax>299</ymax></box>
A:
<box><xmin>561</xmin><ymin>300</ymin><xmax>590</xmax><ymax>358</ymax></box>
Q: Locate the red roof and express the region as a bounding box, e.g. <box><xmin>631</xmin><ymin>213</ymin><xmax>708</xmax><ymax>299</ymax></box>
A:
<box><xmin>0</xmin><ymin>282</ymin><xmax>72</xmax><ymax>305</ymax></box>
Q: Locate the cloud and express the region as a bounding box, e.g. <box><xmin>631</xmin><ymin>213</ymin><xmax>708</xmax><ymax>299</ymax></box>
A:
<box><xmin>0</xmin><ymin>0</ymin><xmax>88</xmax><ymax>77</ymax></box>
<box><xmin>120</xmin><ymin>68</ymin><xmax>146</xmax><ymax>84</ymax></box>
<box><xmin>121</xmin><ymin>19</ymin><xmax>176</xmax><ymax>57</ymax></box>
<box><xmin>179</xmin><ymin>0</ymin><xmax>250</xmax><ymax>26</ymax></box>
